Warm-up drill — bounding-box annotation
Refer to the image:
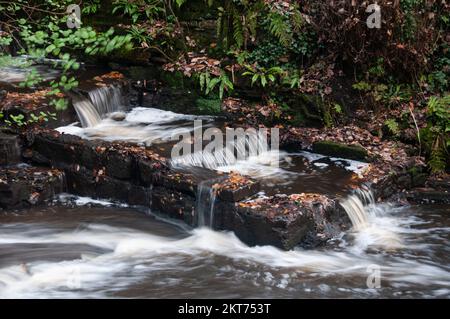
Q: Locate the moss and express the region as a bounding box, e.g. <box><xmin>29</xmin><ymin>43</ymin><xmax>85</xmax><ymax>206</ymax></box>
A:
<box><xmin>312</xmin><ymin>140</ymin><xmax>368</xmax><ymax>161</ymax></box>
<box><xmin>408</xmin><ymin>166</ymin><xmax>428</xmax><ymax>187</ymax></box>
<box><xmin>160</xmin><ymin>71</ymin><xmax>187</xmax><ymax>89</ymax></box>
<box><xmin>195</xmin><ymin>97</ymin><xmax>222</xmax><ymax>114</ymax></box>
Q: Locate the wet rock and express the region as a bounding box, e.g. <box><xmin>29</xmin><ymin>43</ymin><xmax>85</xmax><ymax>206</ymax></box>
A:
<box><xmin>24</xmin><ymin>128</ymin><xmax>350</xmax><ymax>250</ymax></box>
<box><xmin>312</xmin><ymin>140</ymin><xmax>368</xmax><ymax>161</ymax></box>
<box><xmin>0</xmin><ymin>132</ymin><xmax>21</xmax><ymax>166</ymax></box>
<box><xmin>128</xmin><ymin>185</ymin><xmax>152</xmax><ymax>207</ymax></box>
<box><xmin>406</xmin><ymin>188</ymin><xmax>450</xmax><ymax>204</ymax></box>
<box><xmin>151</xmin><ymin>186</ymin><xmax>196</xmax><ymax>225</ymax></box>
<box><xmin>95</xmin><ymin>175</ymin><xmax>131</xmax><ymax>202</ymax></box>
<box><xmin>137</xmin><ymin>159</ymin><xmax>157</xmax><ymax>186</ymax></box>
<box><xmin>156</xmin><ymin>172</ymin><xmax>198</xmax><ymax>196</ymax></box>
<box><xmin>109</xmin><ymin>112</ymin><xmax>127</xmax><ymax>121</ymax></box>
<box><xmin>215</xmin><ymin>173</ymin><xmax>260</xmax><ymax>202</ymax></box>
<box><xmin>218</xmin><ymin>193</ymin><xmax>349</xmax><ymax>250</ymax></box>
<box><xmin>64</xmin><ymin>165</ymin><xmax>97</xmax><ymax>197</ymax></box>
<box><xmin>0</xmin><ymin>166</ymin><xmax>65</xmax><ymax>209</ymax></box>
<box><xmin>104</xmin><ymin>149</ymin><xmax>133</xmax><ymax>180</ymax></box>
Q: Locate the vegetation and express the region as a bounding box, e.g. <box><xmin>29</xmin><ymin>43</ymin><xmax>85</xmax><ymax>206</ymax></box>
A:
<box><xmin>0</xmin><ymin>0</ymin><xmax>449</xmax><ymax>173</ymax></box>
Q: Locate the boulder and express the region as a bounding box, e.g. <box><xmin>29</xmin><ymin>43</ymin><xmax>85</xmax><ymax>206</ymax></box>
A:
<box><xmin>312</xmin><ymin>140</ymin><xmax>368</xmax><ymax>161</ymax></box>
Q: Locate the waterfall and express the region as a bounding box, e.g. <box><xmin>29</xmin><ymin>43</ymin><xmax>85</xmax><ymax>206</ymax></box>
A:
<box><xmin>195</xmin><ymin>181</ymin><xmax>218</xmax><ymax>228</ymax></box>
<box><xmin>73</xmin><ymin>85</ymin><xmax>126</xmax><ymax>127</ymax></box>
<box><xmin>170</xmin><ymin>131</ymin><xmax>276</xmax><ymax>171</ymax></box>
<box><xmin>340</xmin><ymin>187</ymin><xmax>375</xmax><ymax>231</ymax></box>
<box><xmin>340</xmin><ymin>187</ymin><xmax>403</xmax><ymax>249</ymax></box>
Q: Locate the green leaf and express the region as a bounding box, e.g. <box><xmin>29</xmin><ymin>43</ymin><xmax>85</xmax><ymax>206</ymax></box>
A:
<box><xmin>45</xmin><ymin>44</ymin><xmax>56</xmax><ymax>53</ymax></box>
<box><xmin>251</xmin><ymin>74</ymin><xmax>259</xmax><ymax>86</ymax></box>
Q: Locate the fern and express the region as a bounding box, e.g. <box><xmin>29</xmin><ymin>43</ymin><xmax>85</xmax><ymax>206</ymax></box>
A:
<box><xmin>233</xmin><ymin>14</ymin><xmax>244</xmax><ymax>48</ymax></box>
<box><xmin>429</xmin><ymin>136</ymin><xmax>447</xmax><ymax>174</ymax></box>
<box><xmin>385</xmin><ymin>119</ymin><xmax>400</xmax><ymax>135</ymax></box>
<box><xmin>268</xmin><ymin>13</ymin><xmax>292</xmax><ymax>47</ymax></box>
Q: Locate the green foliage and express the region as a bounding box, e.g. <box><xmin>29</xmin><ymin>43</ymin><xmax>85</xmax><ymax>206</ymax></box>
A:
<box><xmin>0</xmin><ymin>55</ymin><xmax>32</xmax><ymax>68</ymax></box>
<box><xmin>243</xmin><ymin>65</ymin><xmax>283</xmax><ymax>88</ymax></box>
<box><xmin>112</xmin><ymin>0</ymin><xmax>165</xmax><ymax>23</ymax></box>
<box><xmin>2</xmin><ymin>111</ymin><xmax>56</xmax><ymax>128</ymax></box>
<box><xmin>50</xmin><ymin>98</ymin><xmax>69</xmax><ymax>111</ymax></box>
<box><xmin>82</xmin><ymin>0</ymin><xmax>101</xmax><ymax>15</ymax></box>
<box><xmin>195</xmin><ymin>97</ymin><xmax>222</xmax><ymax>114</ymax></box>
<box><xmin>246</xmin><ymin>40</ymin><xmax>287</xmax><ymax>67</ymax></box>
<box><xmin>353</xmin><ymin>80</ymin><xmax>412</xmax><ymax>108</ymax></box>
<box><xmin>427</xmin><ymin>95</ymin><xmax>450</xmax><ymax>134</ymax></box>
<box><xmin>0</xmin><ymin>2</ymin><xmax>133</xmax><ymax>114</ymax></box>
<box><xmin>282</xmin><ymin>69</ymin><xmax>303</xmax><ymax>89</ymax></box>
<box><xmin>0</xmin><ymin>112</ymin><xmax>56</xmax><ymax>128</ymax></box>
<box><xmin>198</xmin><ymin>71</ymin><xmax>234</xmax><ymax>100</ymax></box>
<box><xmin>385</xmin><ymin>119</ymin><xmax>400</xmax><ymax>136</ymax></box>
<box><xmin>19</xmin><ymin>69</ymin><xmax>43</xmax><ymax>88</ymax></box>
<box><xmin>423</xmin><ymin>94</ymin><xmax>450</xmax><ymax>173</ymax></box>
<box><xmin>352</xmin><ymin>81</ymin><xmax>372</xmax><ymax>92</ymax></box>
<box><xmin>267</xmin><ymin>12</ymin><xmax>292</xmax><ymax>47</ymax></box>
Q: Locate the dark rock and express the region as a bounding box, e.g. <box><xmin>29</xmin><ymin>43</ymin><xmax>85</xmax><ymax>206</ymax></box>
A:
<box><xmin>0</xmin><ymin>166</ymin><xmax>65</xmax><ymax>209</ymax></box>
<box><xmin>95</xmin><ymin>176</ymin><xmax>131</xmax><ymax>202</ymax></box>
<box><xmin>104</xmin><ymin>150</ymin><xmax>133</xmax><ymax>180</ymax></box>
<box><xmin>217</xmin><ymin>194</ymin><xmax>348</xmax><ymax>250</ymax></box>
<box><xmin>128</xmin><ymin>185</ymin><xmax>152</xmax><ymax>206</ymax></box>
<box><xmin>396</xmin><ymin>174</ymin><xmax>412</xmax><ymax>189</ymax></box>
<box><xmin>0</xmin><ymin>132</ymin><xmax>21</xmax><ymax>166</ymax></box>
<box><xmin>65</xmin><ymin>165</ymin><xmax>97</xmax><ymax>197</ymax></box>
<box><xmin>411</xmin><ymin>173</ymin><xmax>427</xmax><ymax>188</ymax></box>
<box><xmin>151</xmin><ymin>186</ymin><xmax>196</xmax><ymax>225</ymax></box>
<box><xmin>217</xmin><ymin>181</ymin><xmax>261</xmax><ymax>202</ymax></box>
<box><xmin>406</xmin><ymin>188</ymin><xmax>450</xmax><ymax>204</ymax></box>
<box><xmin>137</xmin><ymin>159</ymin><xmax>156</xmax><ymax>186</ymax></box>
<box><xmin>156</xmin><ymin>172</ymin><xmax>198</xmax><ymax>196</ymax></box>
<box><xmin>312</xmin><ymin>140</ymin><xmax>368</xmax><ymax>161</ymax></box>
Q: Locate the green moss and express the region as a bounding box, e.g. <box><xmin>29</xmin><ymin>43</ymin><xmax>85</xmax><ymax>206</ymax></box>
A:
<box><xmin>195</xmin><ymin>97</ymin><xmax>222</xmax><ymax>114</ymax></box>
<box><xmin>312</xmin><ymin>141</ymin><xmax>368</xmax><ymax>161</ymax></box>
<box><xmin>160</xmin><ymin>71</ymin><xmax>186</xmax><ymax>89</ymax></box>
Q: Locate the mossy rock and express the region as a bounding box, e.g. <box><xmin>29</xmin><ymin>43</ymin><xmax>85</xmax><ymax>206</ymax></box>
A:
<box><xmin>312</xmin><ymin>141</ymin><xmax>368</xmax><ymax>161</ymax></box>
<box><xmin>195</xmin><ymin>97</ymin><xmax>222</xmax><ymax>115</ymax></box>
<box><xmin>160</xmin><ymin>71</ymin><xmax>187</xmax><ymax>89</ymax></box>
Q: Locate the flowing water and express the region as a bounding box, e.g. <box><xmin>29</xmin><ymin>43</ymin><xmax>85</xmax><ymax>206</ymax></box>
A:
<box><xmin>195</xmin><ymin>180</ymin><xmax>221</xmax><ymax>228</ymax></box>
<box><xmin>18</xmin><ymin>82</ymin><xmax>446</xmax><ymax>298</ymax></box>
<box><xmin>58</xmin><ymin>103</ymin><xmax>366</xmax><ymax>196</ymax></box>
<box><xmin>0</xmin><ymin>197</ymin><xmax>448</xmax><ymax>298</ymax></box>
<box><xmin>72</xmin><ymin>85</ymin><xmax>127</xmax><ymax>127</ymax></box>
<box><xmin>0</xmin><ymin>56</ymin><xmax>60</xmax><ymax>85</ymax></box>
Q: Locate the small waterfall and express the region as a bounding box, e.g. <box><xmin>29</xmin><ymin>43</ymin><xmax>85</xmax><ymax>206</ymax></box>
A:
<box><xmin>195</xmin><ymin>181</ymin><xmax>217</xmax><ymax>228</ymax></box>
<box><xmin>73</xmin><ymin>85</ymin><xmax>126</xmax><ymax>127</ymax></box>
<box><xmin>340</xmin><ymin>187</ymin><xmax>403</xmax><ymax>249</ymax></box>
<box><xmin>171</xmin><ymin>131</ymin><xmax>276</xmax><ymax>171</ymax></box>
<box><xmin>340</xmin><ymin>187</ymin><xmax>375</xmax><ymax>231</ymax></box>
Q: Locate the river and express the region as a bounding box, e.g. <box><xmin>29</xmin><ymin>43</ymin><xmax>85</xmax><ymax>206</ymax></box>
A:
<box><xmin>0</xmin><ymin>198</ymin><xmax>448</xmax><ymax>298</ymax></box>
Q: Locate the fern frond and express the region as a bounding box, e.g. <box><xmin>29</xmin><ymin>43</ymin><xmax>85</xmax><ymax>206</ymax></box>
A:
<box><xmin>233</xmin><ymin>14</ymin><xmax>244</xmax><ymax>48</ymax></box>
<box><xmin>268</xmin><ymin>13</ymin><xmax>292</xmax><ymax>47</ymax></box>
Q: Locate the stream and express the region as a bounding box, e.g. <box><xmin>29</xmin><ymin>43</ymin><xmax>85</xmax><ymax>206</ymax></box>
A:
<box><xmin>1</xmin><ymin>63</ymin><xmax>449</xmax><ymax>298</ymax></box>
<box><xmin>0</xmin><ymin>200</ymin><xmax>448</xmax><ymax>298</ymax></box>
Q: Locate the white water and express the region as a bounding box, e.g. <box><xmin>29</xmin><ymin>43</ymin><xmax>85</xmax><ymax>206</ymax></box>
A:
<box><xmin>0</xmin><ymin>202</ymin><xmax>448</xmax><ymax>298</ymax></box>
<box><xmin>72</xmin><ymin>85</ymin><xmax>126</xmax><ymax>127</ymax></box>
<box><xmin>340</xmin><ymin>188</ymin><xmax>403</xmax><ymax>250</ymax></box>
<box><xmin>195</xmin><ymin>181</ymin><xmax>219</xmax><ymax>227</ymax></box>
<box><xmin>58</xmin><ymin>107</ymin><xmax>213</xmax><ymax>146</ymax></box>
<box><xmin>0</xmin><ymin>56</ymin><xmax>60</xmax><ymax>84</ymax></box>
